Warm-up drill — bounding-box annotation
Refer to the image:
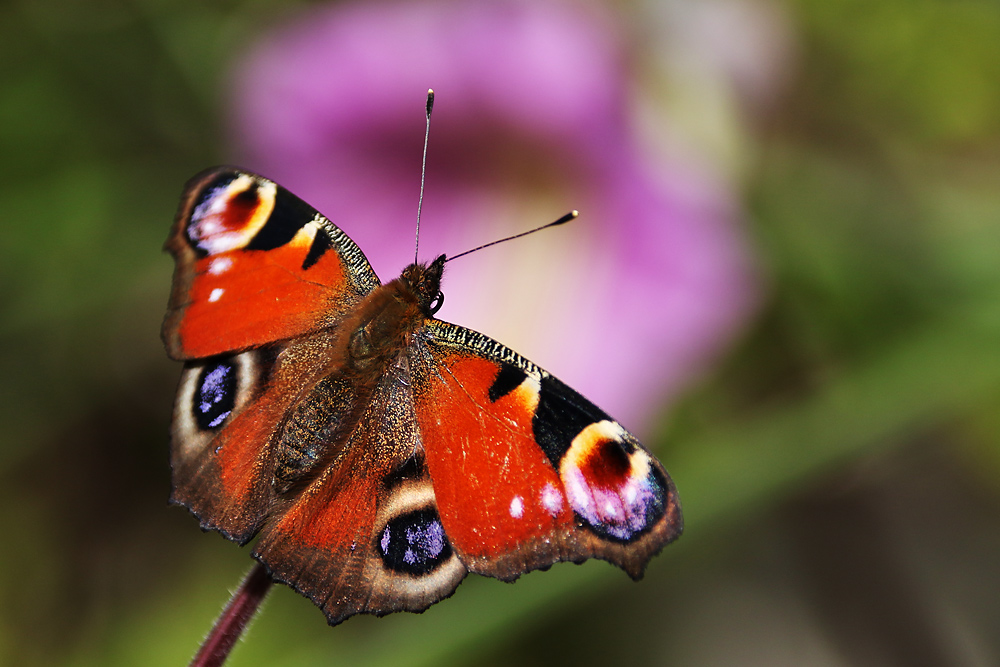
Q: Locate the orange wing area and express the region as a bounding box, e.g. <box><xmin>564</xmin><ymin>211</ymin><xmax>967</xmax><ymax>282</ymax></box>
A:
<box><xmin>173</xmin><ymin>397</ymin><xmax>288</xmax><ymax>543</ymax></box>
<box><xmin>415</xmin><ymin>353</ymin><xmax>579</xmax><ymax>568</ymax></box>
<box><xmin>253</xmin><ymin>452</ymin><xmax>386</xmax><ymax>615</ymax></box>
<box><xmin>162</xmin><ymin>168</ymin><xmax>379</xmax><ymax>360</ymax></box>
<box><xmin>413</xmin><ymin>321</ymin><xmax>682</xmax><ymax>580</ymax></box>
<box><xmin>175</xmin><ymin>242</ymin><xmax>346</xmax><ymax>358</ymax></box>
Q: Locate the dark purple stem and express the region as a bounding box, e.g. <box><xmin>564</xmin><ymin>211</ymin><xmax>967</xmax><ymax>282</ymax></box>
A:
<box><xmin>189</xmin><ymin>563</ymin><xmax>274</xmax><ymax>667</ymax></box>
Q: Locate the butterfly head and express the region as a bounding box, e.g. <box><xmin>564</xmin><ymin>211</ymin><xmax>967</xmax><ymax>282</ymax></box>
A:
<box><xmin>400</xmin><ymin>254</ymin><xmax>446</xmax><ymax>318</ymax></box>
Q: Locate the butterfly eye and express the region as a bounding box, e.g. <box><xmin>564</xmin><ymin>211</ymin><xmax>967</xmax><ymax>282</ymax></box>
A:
<box><xmin>429</xmin><ymin>291</ymin><xmax>444</xmax><ymax>315</ymax></box>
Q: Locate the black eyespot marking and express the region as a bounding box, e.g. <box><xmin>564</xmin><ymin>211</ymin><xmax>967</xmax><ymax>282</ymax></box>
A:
<box><xmin>533</xmin><ymin>375</ymin><xmax>611</xmax><ymax>466</ymax></box>
<box><xmin>193</xmin><ymin>361</ymin><xmax>237</xmax><ymax>430</ymax></box>
<box><xmin>302</xmin><ymin>228</ymin><xmax>332</xmax><ymax>270</ymax></box>
<box><xmin>245</xmin><ymin>187</ymin><xmax>318</xmax><ymax>251</ymax></box>
<box><xmin>488</xmin><ymin>363</ymin><xmax>527</xmax><ymax>403</ymax></box>
<box><xmin>377</xmin><ymin>508</ymin><xmax>452</xmax><ymax>576</ymax></box>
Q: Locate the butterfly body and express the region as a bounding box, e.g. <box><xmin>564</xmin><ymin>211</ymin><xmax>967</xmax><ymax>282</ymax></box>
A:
<box><xmin>164</xmin><ymin>167</ymin><xmax>682</xmax><ymax>625</ymax></box>
<box><xmin>270</xmin><ymin>259</ymin><xmax>442</xmax><ymax>493</ymax></box>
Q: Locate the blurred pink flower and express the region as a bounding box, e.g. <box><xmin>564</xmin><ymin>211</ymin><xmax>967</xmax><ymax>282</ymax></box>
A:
<box><xmin>230</xmin><ymin>0</ymin><xmax>756</xmax><ymax>434</ymax></box>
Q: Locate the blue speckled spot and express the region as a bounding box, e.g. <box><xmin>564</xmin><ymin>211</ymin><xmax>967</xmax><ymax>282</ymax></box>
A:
<box><xmin>378</xmin><ymin>508</ymin><xmax>452</xmax><ymax>575</ymax></box>
<box><xmin>194</xmin><ymin>361</ymin><xmax>235</xmax><ymax>430</ymax></box>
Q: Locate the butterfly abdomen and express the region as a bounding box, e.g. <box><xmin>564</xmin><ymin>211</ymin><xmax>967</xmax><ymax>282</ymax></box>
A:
<box><xmin>274</xmin><ymin>373</ymin><xmax>361</xmax><ymax>492</ymax></box>
<box><xmin>272</xmin><ymin>273</ymin><xmax>435</xmax><ymax>492</ymax></box>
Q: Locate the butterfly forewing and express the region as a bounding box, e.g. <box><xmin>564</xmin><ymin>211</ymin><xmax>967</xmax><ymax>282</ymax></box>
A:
<box><xmin>163</xmin><ymin>168</ymin><xmax>380</xmax><ymax>360</ymax></box>
<box><xmin>411</xmin><ymin>320</ymin><xmax>682</xmax><ymax>580</ymax></box>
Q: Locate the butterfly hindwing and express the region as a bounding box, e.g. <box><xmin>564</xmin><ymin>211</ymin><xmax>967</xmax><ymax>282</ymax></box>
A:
<box><xmin>163</xmin><ymin>168</ymin><xmax>380</xmax><ymax>360</ymax></box>
<box><xmin>252</xmin><ymin>367</ymin><xmax>467</xmax><ymax>626</ymax></box>
<box><xmin>170</xmin><ymin>331</ymin><xmax>351</xmax><ymax>543</ymax></box>
<box><xmin>411</xmin><ymin>320</ymin><xmax>682</xmax><ymax>580</ymax></box>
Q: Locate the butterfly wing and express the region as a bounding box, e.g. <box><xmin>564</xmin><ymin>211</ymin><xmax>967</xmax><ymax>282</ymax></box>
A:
<box><xmin>171</xmin><ymin>333</ymin><xmax>343</xmax><ymax>542</ymax></box>
<box><xmin>411</xmin><ymin>320</ymin><xmax>682</xmax><ymax>580</ymax></box>
<box><xmin>163</xmin><ymin>167</ymin><xmax>380</xmax><ymax>360</ymax></box>
<box><xmin>165</xmin><ymin>168</ymin><xmax>380</xmax><ymax>541</ymax></box>
<box><xmin>251</xmin><ymin>367</ymin><xmax>467</xmax><ymax>626</ymax></box>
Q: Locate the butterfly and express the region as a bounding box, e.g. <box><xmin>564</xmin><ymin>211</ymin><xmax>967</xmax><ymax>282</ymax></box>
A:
<box><xmin>163</xmin><ymin>167</ymin><xmax>683</xmax><ymax>626</ymax></box>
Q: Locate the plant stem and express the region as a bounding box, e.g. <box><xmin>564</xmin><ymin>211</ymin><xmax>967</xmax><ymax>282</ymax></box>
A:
<box><xmin>189</xmin><ymin>563</ymin><xmax>274</xmax><ymax>667</ymax></box>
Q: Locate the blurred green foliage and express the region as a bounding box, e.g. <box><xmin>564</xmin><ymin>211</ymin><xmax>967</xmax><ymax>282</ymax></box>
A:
<box><xmin>1</xmin><ymin>0</ymin><xmax>998</xmax><ymax>665</ymax></box>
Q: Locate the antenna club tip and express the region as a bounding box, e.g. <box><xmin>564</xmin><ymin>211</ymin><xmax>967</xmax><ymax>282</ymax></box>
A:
<box><xmin>552</xmin><ymin>210</ymin><xmax>578</xmax><ymax>226</ymax></box>
<box><xmin>426</xmin><ymin>90</ymin><xmax>435</xmax><ymax>115</ymax></box>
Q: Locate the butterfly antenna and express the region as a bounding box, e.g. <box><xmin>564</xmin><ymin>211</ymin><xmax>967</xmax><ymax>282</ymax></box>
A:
<box><xmin>414</xmin><ymin>89</ymin><xmax>434</xmax><ymax>265</ymax></box>
<box><xmin>445</xmin><ymin>210</ymin><xmax>579</xmax><ymax>263</ymax></box>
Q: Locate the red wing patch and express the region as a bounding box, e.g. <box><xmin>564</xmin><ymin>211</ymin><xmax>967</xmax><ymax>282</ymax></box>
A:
<box><xmin>414</xmin><ymin>353</ymin><xmax>579</xmax><ymax>572</ymax></box>
<box><xmin>176</xmin><ymin>241</ymin><xmax>345</xmax><ymax>358</ymax></box>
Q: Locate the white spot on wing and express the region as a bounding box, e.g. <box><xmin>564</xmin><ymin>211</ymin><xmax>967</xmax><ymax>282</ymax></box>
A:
<box><xmin>208</xmin><ymin>257</ymin><xmax>233</xmax><ymax>274</ymax></box>
<box><xmin>509</xmin><ymin>496</ymin><xmax>524</xmax><ymax>519</ymax></box>
<box><xmin>604</xmin><ymin>498</ymin><xmax>619</xmax><ymax>518</ymax></box>
<box><xmin>541</xmin><ymin>483</ymin><xmax>564</xmax><ymax>516</ymax></box>
<box><xmin>624</xmin><ymin>484</ymin><xmax>638</xmax><ymax>505</ymax></box>
<box><xmin>208</xmin><ymin>288</ymin><xmax>224</xmax><ymax>302</ymax></box>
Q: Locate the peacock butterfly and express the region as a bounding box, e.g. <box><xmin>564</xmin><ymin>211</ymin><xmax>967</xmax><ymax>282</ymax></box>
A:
<box><xmin>163</xmin><ymin>152</ymin><xmax>682</xmax><ymax>626</ymax></box>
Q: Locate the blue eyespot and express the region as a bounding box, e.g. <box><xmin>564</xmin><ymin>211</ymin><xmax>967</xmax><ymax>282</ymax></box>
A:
<box><xmin>378</xmin><ymin>508</ymin><xmax>452</xmax><ymax>575</ymax></box>
<box><xmin>194</xmin><ymin>361</ymin><xmax>236</xmax><ymax>430</ymax></box>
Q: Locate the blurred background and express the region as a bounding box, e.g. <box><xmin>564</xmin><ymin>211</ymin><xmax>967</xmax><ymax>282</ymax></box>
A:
<box><xmin>2</xmin><ymin>0</ymin><xmax>999</xmax><ymax>665</ymax></box>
